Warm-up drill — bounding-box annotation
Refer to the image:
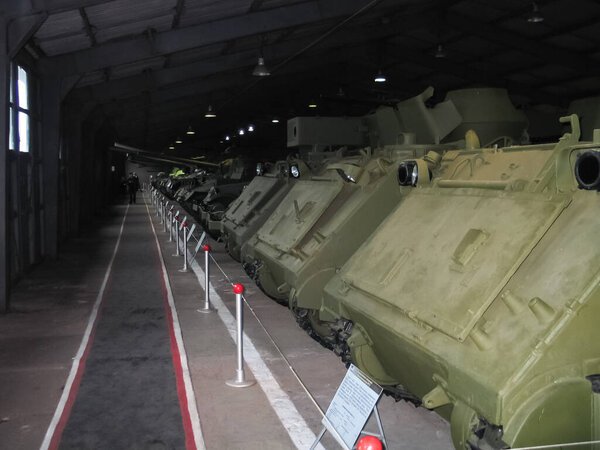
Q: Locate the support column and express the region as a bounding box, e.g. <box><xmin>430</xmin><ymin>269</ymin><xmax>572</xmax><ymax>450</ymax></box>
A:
<box><xmin>41</xmin><ymin>78</ymin><xmax>61</xmax><ymax>259</ymax></box>
<box><xmin>0</xmin><ymin>12</ymin><xmax>47</xmax><ymax>311</ymax></box>
<box><xmin>62</xmin><ymin>104</ymin><xmax>83</xmax><ymax>235</ymax></box>
<box><xmin>0</xmin><ymin>19</ymin><xmax>8</xmax><ymax>312</ymax></box>
<box><xmin>79</xmin><ymin>108</ymin><xmax>105</xmax><ymax>224</ymax></box>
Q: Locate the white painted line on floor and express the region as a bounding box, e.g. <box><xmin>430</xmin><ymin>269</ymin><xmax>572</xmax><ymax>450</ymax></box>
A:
<box><xmin>186</xmin><ymin>250</ymin><xmax>325</xmax><ymax>450</ymax></box>
<box><xmin>144</xmin><ymin>197</ymin><xmax>206</xmax><ymax>450</ymax></box>
<box><xmin>40</xmin><ymin>205</ymin><xmax>130</xmax><ymax>450</ymax></box>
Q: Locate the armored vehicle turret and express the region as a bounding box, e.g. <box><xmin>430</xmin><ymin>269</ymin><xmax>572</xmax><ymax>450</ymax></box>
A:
<box><xmin>319</xmin><ymin>115</ymin><xmax>600</xmax><ymax>449</ymax></box>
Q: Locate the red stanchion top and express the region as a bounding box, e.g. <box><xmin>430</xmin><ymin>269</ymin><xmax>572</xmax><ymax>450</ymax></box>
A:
<box><xmin>233</xmin><ymin>283</ymin><xmax>244</xmax><ymax>294</ymax></box>
<box><xmin>182</xmin><ymin>221</ymin><xmax>187</xmax><ymax>227</ymax></box>
<box><xmin>356</xmin><ymin>436</ymin><xmax>382</xmax><ymax>450</ymax></box>
<box><xmin>203</xmin><ymin>244</ymin><xmax>211</xmax><ymax>252</ymax></box>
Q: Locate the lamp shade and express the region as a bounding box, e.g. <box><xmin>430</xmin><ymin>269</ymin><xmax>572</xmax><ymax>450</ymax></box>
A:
<box><xmin>252</xmin><ymin>57</ymin><xmax>270</xmax><ymax>76</ymax></box>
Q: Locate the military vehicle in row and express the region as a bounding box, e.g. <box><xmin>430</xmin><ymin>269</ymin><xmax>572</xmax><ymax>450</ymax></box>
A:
<box><xmin>221</xmin><ymin>111</ymin><xmax>382</xmax><ymax>261</ymax></box>
<box><xmin>241</xmin><ymin>87</ymin><xmax>528</xmax><ymax>317</ymax></box>
<box><xmin>220</xmin><ymin>157</ymin><xmax>311</xmax><ymax>261</ymax></box>
<box><xmin>153</xmin><ymin>89</ymin><xmax>600</xmax><ymax>449</ymax></box>
<box><xmin>314</xmin><ymin>114</ymin><xmax>600</xmax><ymax>449</ymax></box>
<box><xmin>185</xmin><ymin>158</ymin><xmax>254</xmax><ymax>234</ymax></box>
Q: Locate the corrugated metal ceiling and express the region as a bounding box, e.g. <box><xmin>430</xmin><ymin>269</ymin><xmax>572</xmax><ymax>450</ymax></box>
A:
<box><xmin>21</xmin><ymin>0</ymin><xmax>600</xmax><ymax>149</ymax></box>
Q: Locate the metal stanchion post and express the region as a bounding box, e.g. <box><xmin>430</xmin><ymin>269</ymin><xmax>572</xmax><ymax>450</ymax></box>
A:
<box><xmin>168</xmin><ymin>209</ymin><xmax>174</xmax><ymax>241</ymax></box>
<box><xmin>179</xmin><ymin>221</ymin><xmax>189</xmax><ymax>272</ymax></box>
<box><xmin>198</xmin><ymin>244</ymin><xmax>213</xmax><ymax>314</ymax></box>
<box><xmin>163</xmin><ymin>203</ymin><xmax>168</xmax><ymax>232</ymax></box>
<box><xmin>226</xmin><ymin>284</ymin><xmax>255</xmax><ymax>388</ymax></box>
<box><xmin>173</xmin><ymin>214</ymin><xmax>181</xmax><ymax>256</ymax></box>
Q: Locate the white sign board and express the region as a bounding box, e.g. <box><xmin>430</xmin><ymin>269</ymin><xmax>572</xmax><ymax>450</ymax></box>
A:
<box><xmin>179</xmin><ymin>216</ymin><xmax>187</xmax><ymax>231</ymax></box>
<box><xmin>193</xmin><ymin>231</ymin><xmax>207</xmax><ymax>255</ymax></box>
<box><xmin>322</xmin><ymin>364</ymin><xmax>382</xmax><ymax>449</ymax></box>
<box><xmin>187</xmin><ymin>224</ymin><xmax>197</xmax><ymax>241</ymax></box>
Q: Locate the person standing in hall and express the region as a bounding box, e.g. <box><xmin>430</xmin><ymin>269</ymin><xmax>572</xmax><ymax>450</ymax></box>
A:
<box><xmin>127</xmin><ymin>171</ymin><xmax>139</xmax><ymax>204</ymax></box>
<box><xmin>133</xmin><ymin>172</ymin><xmax>141</xmax><ymax>192</ymax></box>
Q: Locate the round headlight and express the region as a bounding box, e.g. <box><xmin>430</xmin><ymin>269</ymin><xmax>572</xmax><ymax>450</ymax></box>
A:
<box><xmin>336</xmin><ymin>168</ymin><xmax>357</xmax><ymax>183</ymax></box>
<box><xmin>290</xmin><ymin>165</ymin><xmax>300</xmax><ymax>178</ymax></box>
<box><xmin>411</xmin><ymin>164</ymin><xmax>419</xmax><ymax>186</ymax></box>
<box><xmin>398</xmin><ymin>162</ymin><xmax>415</xmax><ymax>186</ymax></box>
<box><xmin>574</xmin><ymin>150</ymin><xmax>600</xmax><ymax>191</ymax></box>
<box><xmin>256</xmin><ymin>163</ymin><xmax>264</xmax><ymax>176</ymax></box>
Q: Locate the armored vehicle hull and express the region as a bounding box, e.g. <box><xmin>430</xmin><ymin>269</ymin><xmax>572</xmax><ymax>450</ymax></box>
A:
<box><xmin>241</xmin><ymin>154</ymin><xmax>370</xmax><ymax>302</ymax></box>
<box><xmin>221</xmin><ymin>160</ymin><xmax>307</xmax><ymax>262</ymax></box>
<box><xmin>241</xmin><ymin>147</ymin><xmax>444</xmax><ymax>305</ymax></box>
<box><xmin>319</xmin><ymin>116</ymin><xmax>600</xmax><ymax>449</ymax></box>
<box><xmin>176</xmin><ymin>158</ymin><xmax>254</xmax><ymax>235</ymax></box>
<box><xmin>241</xmin><ymin>87</ymin><xmax>464</xmax><ymax>303</ymax></box>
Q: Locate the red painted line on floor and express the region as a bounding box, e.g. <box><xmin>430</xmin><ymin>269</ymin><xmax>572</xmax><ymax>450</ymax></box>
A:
<box><xmin>41</xmin><ymin>205</ymin><xmax>129</xmax><ymax>450</ymax></box>
<box><xmin>149</xmin><ymin>211</ymin><xmax>197</xmax><ymax>450</ymax></box>
<box><xmin>46</xmin><ymin>304</ymin><xmax>102</xmax><ymax>450</ymax></box>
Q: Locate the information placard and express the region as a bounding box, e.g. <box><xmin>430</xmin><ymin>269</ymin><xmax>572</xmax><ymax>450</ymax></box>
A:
<box><xmin>187</xmin><ymin>224</ymin><xmax>197</xmax><ymax>241</ymax></box>
<box><xmin>193</xmin><ymin>231</ymin><xmax>207</xmax><ymax>257</ymax></box>
<box><xmin>179</xmin><ymin>216</ymin><xmax>187</xmax><ymax>231</ymax></box>
<box><xmin>322</xmin><ymin>364</ymin><xmax>382</xmax><ymax>449</ymax></box>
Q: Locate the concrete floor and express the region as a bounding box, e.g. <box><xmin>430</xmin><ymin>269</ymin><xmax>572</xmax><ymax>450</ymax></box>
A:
<box><xmin>0</xmin><ymin>193</ymin><xmax>453</xmax><ymax>450</ymax></box>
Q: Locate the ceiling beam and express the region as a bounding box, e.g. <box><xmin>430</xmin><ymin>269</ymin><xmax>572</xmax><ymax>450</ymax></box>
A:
<box><xmin>446</xmin><ymin>11</ymin><xmax>599</xmax><ymax>74</ymax></box>
<box><xmin>247</xmin><ymin>0</ymin><xmax>266</xmax><ymax>13</ymax></box>
<box><xmin>67</xmin><ymin>8</ymin><xmax>435</xmax><ymax>106</ymax></box>
<box><xmin>1</xmin><ymin>0</ymin><xmax>111</xmax><ymax>18</ymax></box>
<box><xmin>387</xmin><ymin>41</ymin><xmax>568</xmax><ymax>106</ymax></box>
<box><xmin>171</xmin><ymin>0</ymin><xmax>185</xmax><ymax>29</ymax></box>
<box><xmin>85</xmin><ymin>50</ymin><xmax>371</xmax><ymax>127</ymax></box>
<box><xmin>7</xmin><ymin>12</ymin><xmax>47</xmax><ymax>57</ymax></box>
<box><xmin>39</xmin><ymin>0</ymin><xmax>393</xmax><ymax>77</ymax></box>
<box><xmin>78</xmin><ymin>7</ymin><xmax>96</xmax><ymax>46</ymax></box>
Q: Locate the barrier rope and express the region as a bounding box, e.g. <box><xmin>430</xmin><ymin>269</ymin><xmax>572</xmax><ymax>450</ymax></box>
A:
<box><xmin>207</xmin><ymin>251</ymin><xmax>326</xmax><ymax>418</ymax></box>
<box><xmin>150</xmin><ymin>191</ymin><xmax>600</xmax><ymax>450</ymax></box>
<box><xmin>151</xmin><ymin>191</ymin><xmax>325</xmax><ymax>418</ymax></box>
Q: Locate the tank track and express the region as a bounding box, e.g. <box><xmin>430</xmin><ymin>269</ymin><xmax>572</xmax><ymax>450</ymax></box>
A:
<box><xmin>242</xmin><ymin>260</ymin><xmax>288</xmax><ymax>306</ymax></box>
<box><xmin>291</xmin><ymin>305</ymin><xmax>353</xmax><ymax>363</ymax></box>
<box><xmin>291</xmin><ymin>305</ymin><xmax>422</xmax><ymax>406</ymax></box>
<box><xmin>467</xmin><ymin>419</ymin><xmax>509</xmax><ymax>450</ymax></box>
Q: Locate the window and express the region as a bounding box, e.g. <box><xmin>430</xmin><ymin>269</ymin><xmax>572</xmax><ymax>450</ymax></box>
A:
<box><xmin>8</xmin><ymin>63</ymin><xmax>32</xmax><ymax>152</ymax></box>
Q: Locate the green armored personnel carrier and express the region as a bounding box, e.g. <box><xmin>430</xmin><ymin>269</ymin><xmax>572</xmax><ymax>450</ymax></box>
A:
<box><xmin>222</xmin><ymin>114</ymin><xmax>369</xmax><ymax>262</ymax></box>
<box><xmin>318</xmin><ymin>115</ymin><xmax>600</xmax><ymax>449</ymax></box>
<box><xmin>174</xmin><ymin>169</ymin><xmax>210</xmax><ymax>203</ymax></box>
<box><xmin>181</xmin><ymin>157</ymin><xmax>254</xmax><ymax>234</ymax></box>
<box><xmin>241</xmin><ymin>87</ymin><xmax>507</xmax><ymax>306</ymax></box>
<box><xmin>221</xmin><ymin>158</ymin><xmax>311</xmax><ymax>262</ymax></box>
